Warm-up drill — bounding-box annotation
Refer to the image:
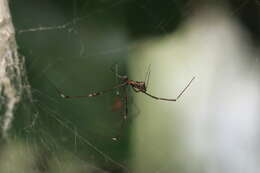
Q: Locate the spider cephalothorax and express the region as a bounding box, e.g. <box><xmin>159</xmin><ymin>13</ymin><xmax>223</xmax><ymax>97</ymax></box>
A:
<box><xmin>128</xmin><ymin>81</ymin><xmax>146</xmax><ymax>92</ymax></box>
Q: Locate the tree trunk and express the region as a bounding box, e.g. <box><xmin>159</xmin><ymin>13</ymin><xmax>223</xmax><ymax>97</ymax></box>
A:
<box><xmin>0</xmin><ymin>0</ymin><xmax>24</xmax><ymax>139</ymax></box>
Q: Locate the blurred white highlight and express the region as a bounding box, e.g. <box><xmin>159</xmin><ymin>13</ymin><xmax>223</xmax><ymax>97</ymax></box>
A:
<box><xmin>0</xmin><ymin>0</ymin><xmax>23</xmax><ymax>138</ymax></box>
<box><xmin>130</xmin><ymin>6</ymin><xmax>260</xmax><ymax>173</ymax></box>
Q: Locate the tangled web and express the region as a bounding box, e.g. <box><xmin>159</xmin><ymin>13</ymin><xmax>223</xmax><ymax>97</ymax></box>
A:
<box><xmin>0</xmin><ymin>0</ymin><xmax>257</xmax><ymax>172</ymax></box>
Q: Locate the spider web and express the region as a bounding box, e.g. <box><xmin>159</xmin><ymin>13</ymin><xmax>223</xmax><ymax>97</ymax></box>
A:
<box><xmin>3</xmin><ymin>0</ymin><xmax>258</xmax><ymax>172</ymax></box>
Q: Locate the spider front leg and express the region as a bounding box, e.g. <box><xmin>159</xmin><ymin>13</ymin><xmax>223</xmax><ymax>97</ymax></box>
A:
<box><xmin>142</xmin><ymin>77</ymin><xmax>195</xmax><ymax>101</ymax></box>
<box><xmin>57</xmin><ymin>82</ymin><xmax>128</xmax><ymax>99</ymax></box>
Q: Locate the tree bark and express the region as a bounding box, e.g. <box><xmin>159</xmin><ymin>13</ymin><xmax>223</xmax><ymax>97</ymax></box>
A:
<box><xmin>0</xmin><ymin>0</ymin><xmax>23</xmax><ymax>139</ymax></box>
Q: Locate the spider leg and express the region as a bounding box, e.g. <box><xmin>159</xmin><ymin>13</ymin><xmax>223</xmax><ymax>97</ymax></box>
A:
<box><xmin>124</xmin><ymin>89</ymin><xmax>128</xmax><ymax>120</ymax></box>
<box><xmin>112</xmin><ymin>86</ymin><xmax>128</xmax><ymax>141</ymax></box>
<box><xmin>144</xmin><ymin>64</ymin><xmax>151</xmax><ymax>89</ymax></box>
<box><xmin>58</xmin><ymin>82</ymin><xmax>127</xmax><ymax>99</ymax></box>
<box><xmin>131</xmin><ymin>87</ymin><xmax>141</xmax><ymax>93</ymax></box>
<box><xmin>142</xmin><ymin>77</ymin><xmax>195</xmax><ymax>101</ymax></box>
<box><xmin>142</xmin><ymin>92</ymin><xmax>177</xmax><ymax>101</ymax></box>
<box><xmin>110</xmin><ymin>63</ymin><xmax>126</xmax><ymax>80</ymax></box>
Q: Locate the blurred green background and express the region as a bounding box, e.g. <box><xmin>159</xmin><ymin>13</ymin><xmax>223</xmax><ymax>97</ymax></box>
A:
<box><xmin>3</xmin><ymin>0</ymin><xmax>260</xmax><ymax>173</ymax></box>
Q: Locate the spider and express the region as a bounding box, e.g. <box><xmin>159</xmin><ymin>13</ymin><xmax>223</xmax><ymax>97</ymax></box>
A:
<box><xmin>54</xmin><ymin>68</ymin><xmax>195</xmax><ymax>140</ymax></box>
